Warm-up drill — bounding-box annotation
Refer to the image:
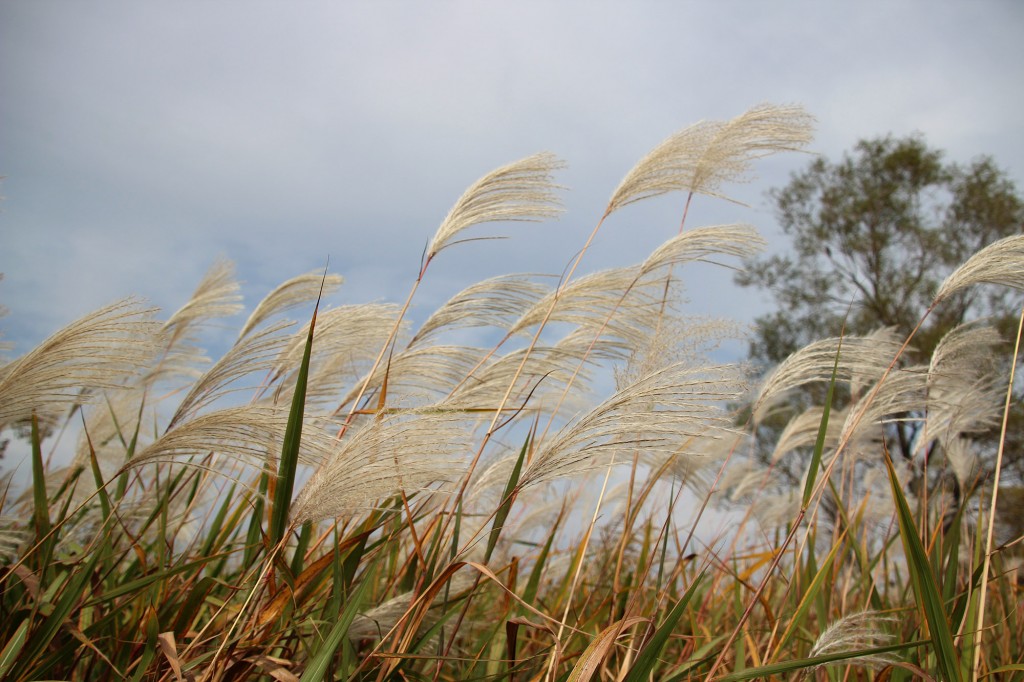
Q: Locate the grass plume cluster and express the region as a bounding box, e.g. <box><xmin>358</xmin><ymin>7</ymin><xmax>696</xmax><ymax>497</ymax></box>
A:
<box><xmin>1</xmin><ymin>104</ymin><xmax>1022</xmax><ymax>682</ymax></box>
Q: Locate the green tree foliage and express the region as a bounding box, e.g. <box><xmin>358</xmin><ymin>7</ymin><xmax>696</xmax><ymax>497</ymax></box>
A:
<box><xmin>737</xmin><ymin>135</ymin><xmax>1024</xmax><ymax>474</ymax></box>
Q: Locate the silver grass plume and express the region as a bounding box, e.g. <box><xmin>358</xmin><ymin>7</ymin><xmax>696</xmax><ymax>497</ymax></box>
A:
<box><xmin>838</xmin><ymin>369</ymin><xmax>929</xmax><ymax>461</ymax></box>
<box><xmin>607</xmin><ymin>103</ymin><xmax>814</xmax><ymax>214</ymax></box>
<box><xmin>520</xmin><ymin>362</ymin><xmax>743</xmax><ymax>488</ymax></box>
<box><xmin>147</xmin><ymin>258</ymin><xmax>244</xmax><ymax>385</ymax></box>
<box><xmin>269</xmin><ymin>303</ymin><xmax>402</xmax><ymax>404</ymax></box>
<box><xmin>347</xmin><ymin>570</ymin><xmax>476</xmax><ymax>642</ymax></box>
<box><xmin>71</xmin><ymin>386</ymin><xmax>148</xmax><ymax>475</ymax></box>
<box><xmin>129</xmin><ymin>404</ymin><xmax>337</xmax><ymax>471</ymax></box>
<box><xmin>237</xmin><ymin>270</ymin><xmax>344</xmax><ymax>341</ymax></box>
<box><xmin>0</xmin><ymin>297</ymin><xmax>160</xmax><ymax>427</ymax></box>
<box><xmin>914</xmin><ymin>324</ymin><xmax>1004</xmax><ymax>458</ymax></box>
<box><xmin>426</xmin><ymin>153</ymin><xmax>566</xmax><ymax>261</ymax></box>
<box><xmin>168</xmin><ymin>321</ymin><xmax>293</xmax><ymax>429</ymax></box>
<box><xmin>807</xmin><ymin>610</ymin><xmax>899</xmax><ymax>671</ymax></box>
<box><xmin>442</xmin><ymin>336</ymin><xmax>606</xmax><ymax>415</ymax></box>
<box><xmin>162</xmin><ymin>257</ymin><xmax>243</xmax><ymax>337</ymax></box>
<box><xmin>771</xmin><ymin>405</ymin><xmax>847</xmax><ymax>462</ymax></box>
<box><xmin>934</xmin><ymin>234</ymin><xmax>1024</xmax><ymax>301</ymax></box>
<box><xmin>290</xmin><ymin>409</ymin><xmax>470</xmax><ymax>524</ymax></box>
<box><xmin>752</xmin><ymin>333</ymin><xmax>902</xmax><ymax>423</ymax></box>
<box><xmin>336</xmin><ymin>344</ymin><xmax>488</xmax><ymax>409</ymax></box>
<box><xmin>638</xmin><ymin>224</ymin><xmax>767</xmax><ymax>276</ymax></box>
<box><xmin>943</xmin><ymin>437</ymin><xmax>980</xmax><ymax>490</ymax></box>
<box><xmin>509</xmin><ymin>267</ymin><xmax>665</xmax><ymax>349</ymax></box>
<box><xmin>409</xmin><ymin>274</ymin><xmax>550</xmax><ymax>347</ymax></box>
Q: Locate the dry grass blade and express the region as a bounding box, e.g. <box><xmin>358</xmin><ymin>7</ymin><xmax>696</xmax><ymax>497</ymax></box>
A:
<box><xmin>237</xmin><ymin>270</ymin><xmax>343</xmax><ymax>341</ymax></box>
<box><xmin>607</xmin><ymin>103</ymin><xmax>814</xmax><ymax>213</ymax></box>
<box><xmin>934</xmin><ymin>234</ymin><xmax>1024</xmax><ymax>301</ymax></box>
<box><xmin>426</xmin><ymin>152</ymin><xmax>566</xmax><ymax>260</ymax></box>
<box><xmin>0</xmin><ymin>298</ymin><xmax>160</xmax><ymax>426</ymax></box>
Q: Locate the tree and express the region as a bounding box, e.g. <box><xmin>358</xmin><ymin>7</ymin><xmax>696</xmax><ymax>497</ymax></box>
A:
<box><xmin>736</xmin><ymin>134</ymin><xmax>1024</xmax><ymax>479</ymax></box>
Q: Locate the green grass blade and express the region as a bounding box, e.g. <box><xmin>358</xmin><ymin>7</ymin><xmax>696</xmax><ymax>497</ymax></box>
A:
<box><xmin>29</xmin><ymin>414</ymin><xmax>52</xmax><ymax>549</ymax></box>
<box><xmin>299</xmin><ymin>571</ymin><xmax>371</xmax><ymax>682</ymax></box>
<box><xmin>803</xmin><ymin>335</ymin><xmax>842</xmax><ymax>508</ymax></box>
<box><xmin>621</xmin><ymin>569</ymin><xmax>705</xmax><ymax>682</ymax></box>
<box><xmin>773</xmin><ymin>528</ymin><xmax>846</xmax><ymax>657</ymax></box>
<box><xmin>485</xmin><ymin>433</ymin><xmax>530</xmax><ymax>563</ymax></box>
<box><xmin>0</xmin><ymin>620</ymin><xmax>29</xmax><ymax>679</ymax></box>
<box><xmin>883</xmin><ymin>448</ymin><xmax>963</xmax><ymax>682</ymax></box>
<box><xmin>717</xmin><ymin>639</ymin><xmax>928</xmax><ymax>681</ymax></box>
<box><xmin>269</xmin><ymin>293</ymin><xmax>320</xmax><ymax>549</ymax></box>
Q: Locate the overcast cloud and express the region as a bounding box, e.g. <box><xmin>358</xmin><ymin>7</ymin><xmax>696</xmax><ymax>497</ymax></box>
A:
<box><xmin>2</xmin><ymin>2</ymin><xmax>1023</xmax><ymax>359</ymax></box>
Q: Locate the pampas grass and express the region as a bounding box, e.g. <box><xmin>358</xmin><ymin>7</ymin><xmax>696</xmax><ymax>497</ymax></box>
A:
<box><xmin>1</xmin><ymin>104</ymin><xmax>1021</xmax><ymax>682</ymax></box>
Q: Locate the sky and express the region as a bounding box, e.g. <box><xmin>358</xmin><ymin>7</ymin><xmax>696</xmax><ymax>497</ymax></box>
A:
<box><xmin>2</xmin><ymin>1</ymin><xmax>1024</xmax><ymax>362</ymax></box>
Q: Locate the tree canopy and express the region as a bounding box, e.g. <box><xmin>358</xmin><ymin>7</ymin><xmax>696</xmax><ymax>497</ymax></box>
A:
<box><xmin>737</xmin><ymin>134</ymin><xmax>1024</xmax><ymax>477</ymax></box>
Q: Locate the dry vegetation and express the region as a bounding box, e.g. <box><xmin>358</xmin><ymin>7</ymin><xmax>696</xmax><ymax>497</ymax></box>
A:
<box><xmin>0</xmin><ymin>104</ymin><xmax>1022</xmax><ymax>681</ymax></box>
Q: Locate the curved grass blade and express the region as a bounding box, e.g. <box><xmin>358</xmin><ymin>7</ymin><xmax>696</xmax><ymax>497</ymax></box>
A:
<box><xmin>621</xmin><ymin>570</ymin><xmax>706</xmax><ymax>682</ymax></box>
<box><xmin>717</xmin><ymin>639</ymin><xmax>928</xmax><ymax>681</ymax></box>
<box><xmin>485</xmin><ymin>433</ymin><xmax>531</xmax><ymax>563</ymax></box>
<box><xmin>300</xmin><ymin>573</ymin><xmax>371</xmax><ymax>682</ymax></box>
<box><xmin>883</xmin><ymin>446</ymin><xmax>963</xmax><ymax>682</ymax></box>
<box><xmin>269</xmin><ymin>274</ymin><xmax>325</xmax><ymax>550</ymax></box>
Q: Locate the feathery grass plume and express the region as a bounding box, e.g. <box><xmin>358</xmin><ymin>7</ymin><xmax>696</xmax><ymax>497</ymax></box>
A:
<box><xmin>771</xmin><ymin>405</ymin><xmax>847</xmax><ymax>462</ymax></box>
<box><xmin>919</xmin><ymin>324</ymin><xmax>1003</xmax><ymax>450</ymax></box>
<box><xmin>128</xmin><ymin>404</ymin><xmax>337</xmax><ymax>471</ymax></box>
<box><xmin>0</xmin><ymin>297</ymin><xmax>160</xmax><ymax>427</ymax></box>
<box><xmin>914</xmin><ymin>378</ymin><xmax>1001</xmax><ymax>458</ymax></box>
<box><xmin>347</xmin><ymin>570</ymin><xmax>476</xmax><ymax>642</ymax></box>
<box><xmin>653</xmin><ymin>430</ymin><xmax>745</xmax><ymax>497</ymax></box>
<box><xmin>146</xmin><ymin>259</ymin><xmax>244</xmax><ymax>385</ymax></box>
<box><xmin>838</xmin><ymin>369</ymin><xmax>929</xmax><ymax>461</ymax></box>
<box><xmin>509</xmin><ymin>267</ymin><xmax>664</xmax><ymax>349</ymax></box>
<box><xmin>0</xmin><ymin>521</ymin><xmax>28</xmax><ymax>562</ymax></box>
<box><xmin>408</xmin><ymin>274</ymin><xmax>550</xmax><ymax>347</ymax></box>
<box><xmin>237</xmin><ymin>270</ymin><xmax>343</xmax><ymax>342</ymax></box>
<box><xmin>163</xmin><ymin>258</ymin><xmax>244</xmax><ymax>333</ymax></box>
<box><xmin>751</xmin><ymin>333</ymin><xmax>902</xmax><ymax>422</ymax></box>
<box><xmin>269</xmin><ymin>303</ymin><xmax>402</xmax><ymax>404</ymax></box>
<box><xmin>69</xmin><ymin>385</ymin><xmax>148</xmax><ymax>480</ymax></box>
<box><xmin>336</xmin><ymin>344</ymin><xmax>488</xmax><ymax>410</ymax></box>
<box><xmin>426</xmin><ymin>152</ymin><xmax>566</xmax><ymax>261</ymax></box>
<box><xmin>942</xmin><ymin>436</ymin><xmax>980</xmax><ymax>492</ymax></box>
<box><xmin>934</xmin><ymin>233</ymin><xmax>1024</xmax><ymax>301</ymax></box>
<box><xmin>606</xmin><ymin>103</ymin><xmax>814</xmax><ymax>214</ymax></box>
<box><xmin>442</xmin><ymin>336</ymin><xmax>606</xmax><ymax>415</ymax></box>
<box><xmin>717</xmin><ymin>456</ymin><xmax>785</xmax><ymax>503</ymax></box>
<box><xmin>520</xmin><ymin>362</ymin><xmax>743</xmax><ymax>488</ymax></box>
<box><xmin>639</xmin><ymin>223</ymin><xmax>767</xmax><ymax>276</ymax></box>
<box><xmin>807</xmin><ymin>611</ymin><xmax>899</xmax><ymax>671</ymax></box>
<box><xmin>290</xmin><ymin>409</ymin><xmax>471</xmax><ymax>524</ymax></box>
<box><xmin>928</xmin><ymin>322</ymin><xmax>1003</xmax><ymax>383</ymax></box>
<box><xmin>168</xmin><ymin>321</ymin><xmax>293</xmax><ymax>429</ymax></box>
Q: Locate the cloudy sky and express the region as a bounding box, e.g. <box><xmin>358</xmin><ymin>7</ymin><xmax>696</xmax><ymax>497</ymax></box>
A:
<box><xmin>2</xmin><ymin>2</ymin><xmax>1023</xmax><ymax>361</ymax></box>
